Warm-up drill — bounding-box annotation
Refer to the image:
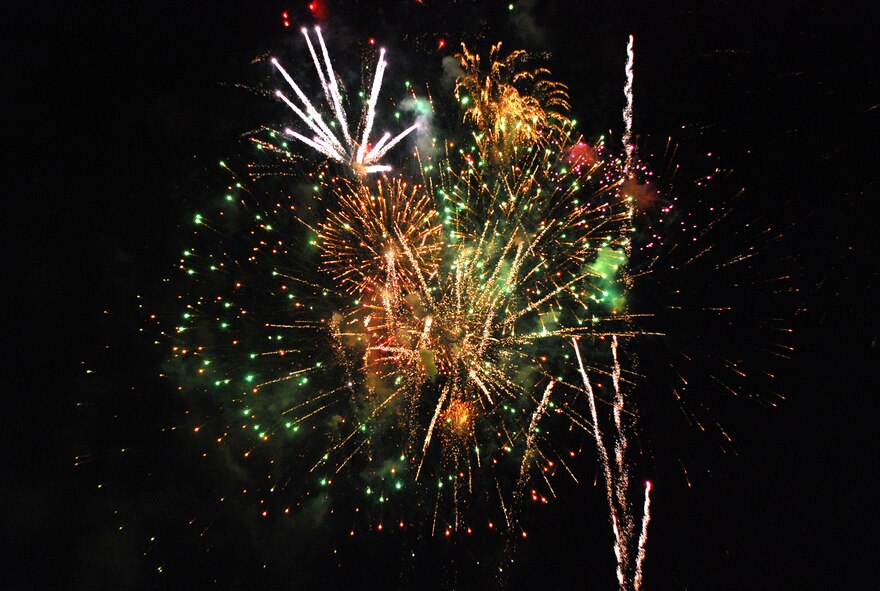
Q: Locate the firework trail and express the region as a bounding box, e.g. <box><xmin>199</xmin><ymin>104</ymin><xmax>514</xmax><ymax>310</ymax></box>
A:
<box><xmin>572</xmin><ymin>336</ymin><xmax>651</xmax><ymax>591</ymax></box>
<box><xmin>622</xmin><ymin>35</ymin><xmax>635</xmax><ymax>176</ymax></box>
<box><xmin>634</xmin><ymin>480</ymin><xmax>652</xmax><ymax>591</ymax></box>
<box><xmin>551</xmin><ymin>37</ymin><xmax>650</xmax><ymax>590</ymax></box>
<box><xmin>272</xmin><ymin>27</ymin><xmax>419</xmax><ymax>174</ymax></box>
<box><xmin>620</xmin><ymin>35</ymin><xmax>637</xmax><ymax>295</ymax></box>
<box><xmin>519</xmin><ymin>381</ymin><xmax>554</xmax><ymax>487</ymax></box>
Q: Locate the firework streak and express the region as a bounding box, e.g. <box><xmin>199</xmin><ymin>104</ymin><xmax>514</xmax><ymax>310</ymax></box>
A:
<box><xmin>170</xmin><ymin>31</ymin><xmax>656</xmax><ymax>587</ymax></box>
<box><xmin>573</xmin><ymin>336</ymin><xmax>651</xmax><ymax>590</ymax></box>
<box><xmin>273</xmin><ymin>27</ymin><xmax>419</xmax><ymax>174</ymax></box>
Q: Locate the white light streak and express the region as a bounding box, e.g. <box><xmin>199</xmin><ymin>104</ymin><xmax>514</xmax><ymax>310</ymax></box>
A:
<box><xmin>272</xmin><ymin>28</ymin><xmax>419</xmax><ymax>174</ymax></box>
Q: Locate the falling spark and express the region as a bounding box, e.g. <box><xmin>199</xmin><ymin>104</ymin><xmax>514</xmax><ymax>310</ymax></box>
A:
<box><xmin>634</xmin><ymin>481</ymin><xmax>652</xmax><ymax>591</ymax></box>
<box><xmin>518</xmin><ymin>381</ymin><xmax>554</xmax><ymax>485</ymax></box>
<box><xmin>572</xmin><ymin>336</ymin><xmax>651</xmax><ymax>591</ymax></box>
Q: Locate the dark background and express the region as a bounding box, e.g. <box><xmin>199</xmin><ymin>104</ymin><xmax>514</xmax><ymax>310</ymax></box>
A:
<box><xmin>6</xmin><ymin>0</ymin><xmax>878</xmax><ymax>589</ymax></box>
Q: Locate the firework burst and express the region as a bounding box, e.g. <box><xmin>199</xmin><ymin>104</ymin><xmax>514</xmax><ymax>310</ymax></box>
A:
<box><xmin>272</xmin><ymin>27</ymin><xmax>419</xmax><ymax>175</ymax></box>
<box><xmin>169</xmin><ymin>33</ymin><xmax>666</xmax><ymax>587</ymax></box>
<box><xmin>317</xmin><ymin>178</ymin><xmax>443</xmax><ymax>296</ymax></box>
<box><xmin>454</xmin><ymin>41</ymin><xmax>570</xmax><ymax>161</ymax></box>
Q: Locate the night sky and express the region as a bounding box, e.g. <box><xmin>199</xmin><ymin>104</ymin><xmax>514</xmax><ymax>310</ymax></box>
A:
<box><xmin>6</xmin><ymin>1</ymin><xmax>878</xmax><ymax>589</ymax></box>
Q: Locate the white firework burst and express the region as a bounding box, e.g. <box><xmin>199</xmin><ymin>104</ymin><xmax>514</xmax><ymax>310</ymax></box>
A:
<box><xmin>272</xmin><ymin>27</ymin><xmax>419</xmax><ymax>174</ymax></box>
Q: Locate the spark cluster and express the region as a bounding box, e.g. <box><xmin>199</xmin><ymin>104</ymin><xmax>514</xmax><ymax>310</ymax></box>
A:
<box><xmin>454</xmin><ymin>42</ymin><xmax>571</xmax><ymax>160</ymax></box>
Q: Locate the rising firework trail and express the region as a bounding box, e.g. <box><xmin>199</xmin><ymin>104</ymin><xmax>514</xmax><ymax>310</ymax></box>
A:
<box><xmin>622</xmin><ymin>34</ymin><xmax>635</xmax><ymax>175</ymax></box>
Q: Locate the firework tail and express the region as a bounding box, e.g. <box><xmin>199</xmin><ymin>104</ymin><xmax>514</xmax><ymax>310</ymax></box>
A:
<box><xmin>622</xmin><ymin>35</ymin><xmax>635</xmax><ymax>176</ymax></box>
<box><xmin>572</xmin><ymin>336</ymin><xmax>651</xmax><ymax>591</ymax></box>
